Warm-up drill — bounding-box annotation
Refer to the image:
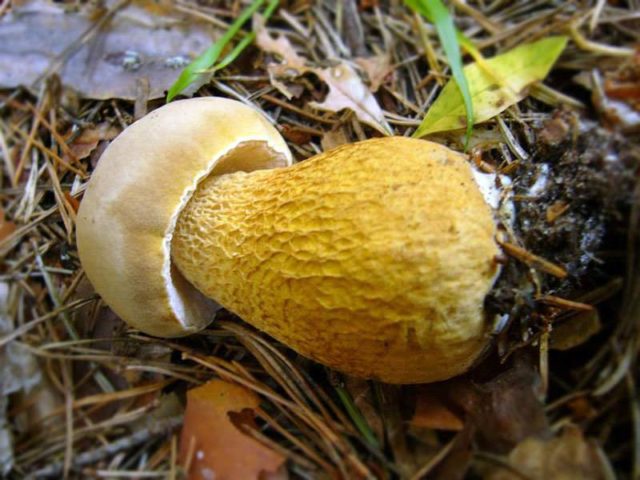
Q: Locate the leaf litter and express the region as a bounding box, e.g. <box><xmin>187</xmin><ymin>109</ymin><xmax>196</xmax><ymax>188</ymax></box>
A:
<box><xmin>0</xmin><ymin>0</ymin><xmax>216</xmax><ymax>100</ymax></box>
<box><xmin>180</xmin><ymin>379</ymin><xmax>286</xmax><ymax>480</ymax></box>
<box><xmin>0</xmin><ymin>1</ymin><xmax>639</xmax><ymax>478</ymax></box>
<box><xmin>254</xmin><ymin>16</ymin><xmax>392</xmax><ymax>134</ymax></box>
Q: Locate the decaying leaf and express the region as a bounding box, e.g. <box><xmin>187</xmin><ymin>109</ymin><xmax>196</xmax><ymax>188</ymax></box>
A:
<box><xmin>450</xmin><ymin>358</ymin><xmax>549</xmax><ymax>453</ymax></box>
<box><xmin>0</xmin><ymin>0</ymin><xmax>215</xmax><ymax>100</ymax></box>
<box><xmin>65</xmin><ymin>123</ymin><xmax>120</xmax><ymax>162</ymax></box>
<box><xmin>280</xmin><ymin>124</ymin><xmax>313</xmax><ymax>145</ymax></box>
<box><xmin>0</xmin><ymin>210</ymin><xmax>16</xmax><ymax>242</ymax></box>
<box><xmin>550</xmin><ymin>310</ymin><xmax>602</xmax><ymax>351</ymax></box>
<box><xmin>255</xmin><ymin>16</ymin><xmax>306</xmax><ymax>73</ymax></box>
<box><xmin>414</xmin><ymin>36</ymin><xmax>568</xmax><ymax>137</ymax></box>
<box><xmin>411</xmin><ymin>387</ymin><xmax>464</xmax><ymax>431</ymax></box>
<box><xmin>321</xmin><ymin>128</ymin><xmax>351</xmax><ymax>151</ymax></box>
<box><xmin>254</xmin><ymin>19</ymin><xmax>391</xmax><ymax>134</ymax></box>
<box><xmin>355</xmin><ymin>54</ymin><xmax>393</xmax><ymax>92</ymax></box>
<box><xmin>0</xmin><ymin>282</ymin><xmax>58</xmax><ymax>475</ymax></box>
<box><xmin>254</xmin><ymin>15</ymin><xmax>308</xmax><ymax>99</ymax></box>
<box><xmin>310</xmin><ymin>64</ymin><xmax>392</xmax><ymax>135</ymax></box>
<box><xmin>179</xmin><ymin>379</ymin><xmax>286</xmax><ymax>480</ymax></box>
<box><xmin>485</xmin><ymin>425</ymin><xmax>614</xmax><ymax>480</ymax></box>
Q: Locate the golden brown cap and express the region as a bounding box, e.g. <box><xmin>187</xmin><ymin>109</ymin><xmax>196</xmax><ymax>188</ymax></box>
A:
<box><xmin>76</xmin><ymin>98</ymin><xmax>292</xmax><ymax>337</ymax></box>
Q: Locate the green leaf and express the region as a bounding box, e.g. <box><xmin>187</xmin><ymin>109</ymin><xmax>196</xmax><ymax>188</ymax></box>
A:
<box><xmin>414</xmin><ymin>36</ymin><xmax>568</xmax><ymax>138</ymax></box>
<box><xmin>406</xmin><ymin>0</ymin><xmax>474</xmax><ymax>147</ymax></box>
<box><xmin>166</xmin><ymin>0</ymin><xmax>266</xmax><ymax>102</ymax></box>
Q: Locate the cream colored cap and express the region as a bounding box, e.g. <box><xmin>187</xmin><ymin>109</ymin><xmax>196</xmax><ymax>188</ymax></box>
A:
<box><xmin>76</xmin><ymin>98</ymin><xmax>292</xmax><ymax>337</ymax></box>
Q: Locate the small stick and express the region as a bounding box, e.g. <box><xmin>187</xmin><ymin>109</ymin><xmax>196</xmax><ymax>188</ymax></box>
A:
<box><xmin>498</xmin><ymin>240</ymin><xmax>568</xmax><ymax>279</ymax></box>
<box><xmin>537</xmin><ymin>295</ymin><xmax>594</xmax><ymax>312</ymax></box>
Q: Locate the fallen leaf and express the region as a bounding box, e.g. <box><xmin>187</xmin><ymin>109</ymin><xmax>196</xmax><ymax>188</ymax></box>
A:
<box><xmin>280</xmin><ymin>125</ymin><xmax>313</xmax><ymax>145</ymax></box>
<box><xmin>254</xmin><ymin>15</ymin><xmax>307</xmax><ymax>99</ymax></box>
<box><xmin>604</xmin><ymin>48</ymin><xmax>640</xmax><ymax>110</ymax></box>
<box><xmin>411</xmin><ymin>387</ymin><xmax>464</xmax><ymax>431</ymax></box>
<box><xmin>311</xmin><ymin>64</ymin><xmax>392</xmax><ymax>134</ymax></box>
<box><xmin>485</xmin><ymin>425</ymin><xmax>613</xmax><ymax>480</ymax></box>
<box><xmin>360</xmin><ymin>0</ymin><xmax>380</xmax><ymax>9</ymax></box>
<box><xmin>255</xmin><ymin>20</ymin><xmax>391</xmax><ymax>134</ymax></box>
<box><xmin>63</xmin><ymin>193</ymin><xmax>80</xmax><ymax>214</ymax></box>
<box><xmin>355</xmin><ymin>54</ymin><xmax>393</xmax><ymax>92</ymax></box>
<box><xmin>321</xmin><ymin>128</ymin><xmax>351</xmax><ymax>151</ymax></box>
<box><xmin>0</xmin><ymin>282</ymin><xmax>59</xmax><ymax>475</ymax></box>
<box><xmin>66</xmin><ymin>123</ymin><xmax>120</xmax><ymax>162</ymax></box>
<box><xmin>567</xmin><ymin>396</ymin><xmax>598</xmax><ymax>422</ymax></box>
<box><xmin>550</xmin><ymin>310</ymin><xmax>602</xmax><ymax>351</ymax></box>
<box><xmin>414</xmin><ymin>36</ymin><xmax>568</xmax><ymax>137</ymax></box>
<box><xmin>0</xmin><ymin>210</ymin><xmax>16</xmax><ymax>242</ymax></box>
<box><xmin>450</xmin><ymin>357</ymin><xmax>549</xmax><ymax>454</ymax></box>
<box><xmin>179</xmin><ymin>380</ymin><xmax>286</xmax><ymax>480</ymax></box>
<box><xmin>254</xmin><ymin>16</ymin><xmax>306</xmax><ymax>72</ymax></box>
<box><xmin>0</xmin><ymin>0</ymin><xmax>215</xmax><ymax>100</ymax></box>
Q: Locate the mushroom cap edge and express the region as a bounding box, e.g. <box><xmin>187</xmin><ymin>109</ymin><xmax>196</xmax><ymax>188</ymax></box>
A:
<box><xmin>76</xmin><ymin>97</ymin><xmax>293</xmax><ymax>337</ymax></box>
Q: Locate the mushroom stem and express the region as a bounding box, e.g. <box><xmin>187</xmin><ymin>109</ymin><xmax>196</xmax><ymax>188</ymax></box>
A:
<box><xmin>172</xmin><ymin>137</ymin><xmax>499</xmax><ymax>384</ymax></box>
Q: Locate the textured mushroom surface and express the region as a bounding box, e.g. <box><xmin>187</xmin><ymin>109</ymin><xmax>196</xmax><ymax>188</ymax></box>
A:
<box><xmin>172</xmin><ymin>137</ymin><xmax>499</xmax><ymax>383</ymax></box>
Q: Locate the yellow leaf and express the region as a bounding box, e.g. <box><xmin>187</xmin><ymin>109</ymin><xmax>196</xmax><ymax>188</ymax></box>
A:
<box><xmin>415</xmin><ymin>36</ymin><xmax>568</xmax><ymax>138</ymax></box>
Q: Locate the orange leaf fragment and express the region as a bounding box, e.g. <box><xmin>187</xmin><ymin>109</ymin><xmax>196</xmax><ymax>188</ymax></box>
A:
<box><xmin>179</xmin><ymin>380</ymin><xmax>286</xmax><ymax>480</ymax></box>
<box><xmin>0</xmin><ymin>209</ymin><xmax>16</xmax><ymax>241</ymax></box>
<box><xmin>411</xmin><ymin>388</ymin><xmax>464</xmax><ymax>431</ymax></box>
<box><xmin>64</xmin><ymin>192</ymin><xmax>80</xmax><ymax>214</ymax></box>
<box><xmin>66</xmin><ymin>123</ymin><xmax>120</xmax><ymax>162</ymax></box>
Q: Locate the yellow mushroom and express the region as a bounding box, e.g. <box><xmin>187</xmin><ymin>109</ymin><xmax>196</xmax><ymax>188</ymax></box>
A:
<box><xmin>77</xmin><ymin>97</ymin><xmax>500</xmax><ymax>384</ymax></box>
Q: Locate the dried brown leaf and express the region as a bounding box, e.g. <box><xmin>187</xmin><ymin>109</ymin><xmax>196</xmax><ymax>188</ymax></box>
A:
<box><xmin>179</xmin><ymin>380</ymin><xmax>286</xmax><ymax>480</ymax></box>
<box><xmin>550</xmin><ymin>310</ymin><xmax>602</xmax><ymax>351</ymax></box>
<box><xmin>66</xmin><ymin>123</ymin><xmax>120</xmax><ymax>162</ymax></box>
<box><xmin>0</xmin><ymin>210</ymin><xmax>16</xmax><ymax>242</ymax></box>
<box><xmin>450</xmin><ymin>359</ymin><xmax>549</xmax><ymax>453</ymax></box>
<box><xmin>0</xmin><ymin>0</ymin><xmax>214</xmax><ymax>99</ymax></box>
<box><xmin>411</xmin><ymin>387</ymin><xmax>464</xmax><ymax>431</ymax></box>
<box><xmin>485</xmin><ymin>425</ymin><xmax>613</xmax><ymax>480</ymax></box>
<box><xmin>254</xmin><ymin>19</ymin><xmax>391</xmax><ymax>134</ymax></box>
<box><xmin>254</xmin><ymin>16</ymin><xmax>306</xmax><ymax>72</ymax></box>
<box><xmin>310</xmin><ymin>64</ymin><xmax>392</xmax><ymax>134</ymax></box>
<box><xmin>355</xmin><ymin>54</ymin><xmax>393</xmax><ymax>92</ymax></box>
<box><xmin>321</xmin><ymin>128</ymin><xmax>350</xmax><ymax>151</ymax></box>
<box><xmin>280</xmin><ymin>124</ymin><xmax>313</xmax><ymax>145</ymax></box>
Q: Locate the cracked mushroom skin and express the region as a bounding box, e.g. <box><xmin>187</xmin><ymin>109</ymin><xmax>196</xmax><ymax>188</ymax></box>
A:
<box><xmin>77</xmin><ymin>98</ymin><xmax>500</xmax><ymax>384</ymax></box>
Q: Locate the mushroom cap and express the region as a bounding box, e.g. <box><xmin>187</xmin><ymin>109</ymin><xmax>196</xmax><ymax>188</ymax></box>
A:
<box><xmin>76</xmin><ymin>98</ymin><xmax>292</xmax><ymax>337</ymax></box>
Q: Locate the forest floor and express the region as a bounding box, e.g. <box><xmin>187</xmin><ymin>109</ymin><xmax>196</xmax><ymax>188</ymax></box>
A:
<box><xmin>1</xmin><ymin>1</ymin><xmax>639</xmax><ymax>479</ymax></box>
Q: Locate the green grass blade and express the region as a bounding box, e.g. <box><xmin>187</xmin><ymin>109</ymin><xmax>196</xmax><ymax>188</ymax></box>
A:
<box><xmin>166</xmin><ymin>0</ymin><xmax>266</xmax><ymax>101</ymax></box>
<box><xmin>335</xmin><ymin>385</ymin><xmax>380</xmax><ymax>449</ymax></box>
<box><xmin>405</xmin><ymin>0</ymin><xmax>474</xmax><ymax>147</ymax></box>
<box><xmin>210</xmin><ymin>0</ymin><xmax>279</xmax><ymax>74</ymax></box>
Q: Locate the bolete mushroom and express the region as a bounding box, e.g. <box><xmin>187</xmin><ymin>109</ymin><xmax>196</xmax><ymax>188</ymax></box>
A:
<box><xmin>77</xmin><ymin>97</ymin><xmax>501</xmax><ymax>384</ymax></box>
